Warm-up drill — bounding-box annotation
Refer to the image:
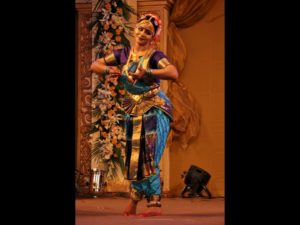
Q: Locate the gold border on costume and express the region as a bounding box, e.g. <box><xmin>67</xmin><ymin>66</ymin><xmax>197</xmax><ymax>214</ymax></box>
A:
<box><xmin>128</xmin><ymin>116</ymin><xmax>143</xmax><ymax>180</ymax></box>
<box><xmin>104</xmin><ymin>53</ymin><xmax>117</xmax><ymax>65</ymax></box>
<box><xmin>157</xmin><ymin>58</ymin><xmax>171</xmax><ymax>69</ymax></box>
<box><xmin>122</xmin><ymin>85</ymin><xmax>173</xmax><ymax>119</ymax></box>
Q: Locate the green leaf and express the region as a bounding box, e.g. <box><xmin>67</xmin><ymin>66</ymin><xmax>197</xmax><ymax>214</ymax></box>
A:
<box><xmin>122</xmin><ymin>0</ymin><xmax>137</xmax><ymax>21</ymax></box>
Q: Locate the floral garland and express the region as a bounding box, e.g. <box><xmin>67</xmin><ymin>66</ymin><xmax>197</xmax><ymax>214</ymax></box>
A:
<box><xmin>89</xmin><ymin>0</ymin><xmax>135</xmax><ymax>58</ymax></box>
<box><xmin>88</xmin><ymin>0</ymin><xmax>136</xmax><ymax>181</ymax></box>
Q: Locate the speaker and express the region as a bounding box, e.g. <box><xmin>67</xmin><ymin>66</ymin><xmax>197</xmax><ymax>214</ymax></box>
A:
<box><xmin>181</xmin><ymin>165</ymin><xmax>212</xmax><ymax>198</ymax></box>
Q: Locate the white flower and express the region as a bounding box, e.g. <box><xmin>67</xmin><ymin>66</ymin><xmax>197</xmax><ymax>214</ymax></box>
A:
<box><xmin>99</xmin><ymin>104</ymin><xmax>107</xmax><ymax>112</ymax></box>
<box><xmin>98</xmin><ymin>88</ymin><xmax>111</xmax><ymax>99</ymax></box>
<box><xmin>99</xmin><ymin>138</ymin><xmax>114</xmax><ymax>160</ymax></box>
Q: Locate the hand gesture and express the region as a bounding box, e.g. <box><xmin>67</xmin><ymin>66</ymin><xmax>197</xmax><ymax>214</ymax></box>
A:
<box><xmin>128</xmin><ymin>66</ymin><xmax>146</xmax><ymax>80</ymax></box>
<box><xmin>107</xmin><ymin>66</ymin><xmax>121</xmax><ymax>77</ymax></box>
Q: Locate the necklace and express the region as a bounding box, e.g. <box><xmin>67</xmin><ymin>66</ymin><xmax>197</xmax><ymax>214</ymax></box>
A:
<box><xmin>122</xmin><ymin>47</ymin><xmax>155</xmax><ymax>83</ymax></box>
<box><xmin>131</xmin><ymin>47</ymin><xmax>153</xmax><ymax>61</ymax></box>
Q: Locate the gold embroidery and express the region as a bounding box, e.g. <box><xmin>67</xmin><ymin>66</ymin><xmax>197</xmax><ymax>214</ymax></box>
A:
<box><xmin>143</xmin><ymin>160</ymin><xmax>156</xmax><ymax>177</ymax></box>
<box><xmin>104</xmin><ymin>53</ymin><xmax>117</xmax><ymax>65</ymax></box>
<box><xmin>122</xmin><ymin>48</ymin><xmax>156</xmax><ymax>83</ymax></box>
<box><xmin>157</xmin><ymin>58</ymin><xmax>171</xmax><ymax>69</ymax></box>
<box><xmin>128</xmin><ymin>116</ymin><xmax>143</xmax><ymax>180</ymax></box>
<box><xmin>131</xmin><ymin>94</ymin><xmax>142</xmax><ymax>103</ymax></box>
<box><xmin>122</xmin><ymin>88</ymin><xmax>166</xmax><ymax>117</ymax></box>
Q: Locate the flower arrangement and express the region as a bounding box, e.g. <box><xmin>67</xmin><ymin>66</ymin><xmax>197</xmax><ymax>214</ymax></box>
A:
<box><xmin>88</xmin><ymin>0</ymin><xmax>136</xmax><ymax>58</ymax></box>
<box><xmin>88</xmin><ymin>0</ymin><xmax>136</xmax><ymax>181</ymax></box>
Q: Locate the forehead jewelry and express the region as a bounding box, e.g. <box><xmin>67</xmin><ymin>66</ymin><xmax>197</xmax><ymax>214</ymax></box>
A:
<box><xmin>137</xmin><ymin>20</ymin><xmax>154</xmax><ymax>34</ymax></box>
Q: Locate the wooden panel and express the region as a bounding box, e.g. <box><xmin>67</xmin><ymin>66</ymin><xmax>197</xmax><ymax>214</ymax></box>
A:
<box><xmin>76</xmin><ymin>2</ymin><xmax>92</xmax><ymax>181</ymax></box>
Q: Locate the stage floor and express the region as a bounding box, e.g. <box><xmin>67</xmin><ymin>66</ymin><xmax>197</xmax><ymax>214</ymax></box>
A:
<box><xmin>76</xmin><ymin>197</ymin><xmax>224</xmax><ymax>225</ymax></box>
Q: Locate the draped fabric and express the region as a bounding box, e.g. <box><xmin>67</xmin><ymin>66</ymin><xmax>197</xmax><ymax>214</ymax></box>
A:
<box><xmin>170</xmin><ymin>0</ymin><xmax>216</xmax><ymax>28</ymax></box>
<box><xmin>167</xmin><ymin>0</ymin><xmax>216</xmax><ymax>149</ymax></box>
<box><xmin>131</xmin><ymin>109</ymin><xmax>171</xmax><ymax>196</ymax></box>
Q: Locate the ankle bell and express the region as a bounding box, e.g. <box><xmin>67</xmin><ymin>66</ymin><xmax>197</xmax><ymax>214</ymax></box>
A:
<box><xmin>146</xmin><ymin>195</ymin><xmax>161</xmax><ymax>207</ymax></box>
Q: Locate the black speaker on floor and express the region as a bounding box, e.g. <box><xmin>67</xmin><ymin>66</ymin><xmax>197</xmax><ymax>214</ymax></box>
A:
<box><xmin>181</xmin><ymin>165</ymin><xmax>212</xmax><ymax>198</ymax></box>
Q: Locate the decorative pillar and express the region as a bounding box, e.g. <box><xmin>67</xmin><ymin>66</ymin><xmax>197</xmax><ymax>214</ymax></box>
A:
<box><xmin>75</xmin><ymin>0</ymin><xmax>92</xmax><ymax>188</ymax></box>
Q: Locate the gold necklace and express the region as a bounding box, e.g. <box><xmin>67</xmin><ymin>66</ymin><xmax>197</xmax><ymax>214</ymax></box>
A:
<box><xmin>122</xmin><ymin>47</ymin><xmax>155</xmax><ymax>83</ymax></box>
<box><xmin>131</xmin><ymin>47</ymin><xmax>153</xmax><ymax>61</ymax></box>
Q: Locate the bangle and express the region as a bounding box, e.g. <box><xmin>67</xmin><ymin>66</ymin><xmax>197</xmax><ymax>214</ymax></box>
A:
<box><xmin>103</xmin><ymin>66</ymin><xmax>110</xmax><ymax>75</ymax></box>
<box><xmin>145</xmin><ymin>69</ymin><xmax>152</xmax><ymax>78</ymax></box>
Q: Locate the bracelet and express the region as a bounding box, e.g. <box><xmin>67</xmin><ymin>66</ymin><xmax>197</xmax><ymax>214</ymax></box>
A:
<box><xmin>103</xmin><ymin>66</ymin><xmax>110</xmax><ymax>75</ymax></box>
<box><xmin>145</xmin><ymin>69</ymin><xmax>152</xmax><ymax>78</ymax></box>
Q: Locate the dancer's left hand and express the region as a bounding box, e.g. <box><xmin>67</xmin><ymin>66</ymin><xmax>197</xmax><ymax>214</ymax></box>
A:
<box><xmin>128</xmin><ymin>66</ymin><xmax>146</xmax><ymax>80</ymax></box>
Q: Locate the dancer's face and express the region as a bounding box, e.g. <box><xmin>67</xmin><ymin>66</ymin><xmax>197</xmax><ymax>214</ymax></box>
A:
<box><xmin>134</xmin><ymin>20</ymin><xmax>154</xmax><ymax>46</ymax></box>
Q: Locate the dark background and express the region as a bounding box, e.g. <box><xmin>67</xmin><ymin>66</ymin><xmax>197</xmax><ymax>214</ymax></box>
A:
<box><xmin>1</xmin><ymin>0</ymin><xmax>296</xmax><ymax>224</ymax></box>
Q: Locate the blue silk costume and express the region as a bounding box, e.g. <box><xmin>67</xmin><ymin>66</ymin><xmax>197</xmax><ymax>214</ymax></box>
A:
<box><xmin>104</xmin><ymin>46</ymin><xmax>172</xmax><ymax>203</ymax></box>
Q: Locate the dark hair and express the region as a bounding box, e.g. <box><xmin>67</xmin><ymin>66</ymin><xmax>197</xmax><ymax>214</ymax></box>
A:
<box><xmin>138</xmin><ymin>15</ymin><xmax>159</xmax><ymax>34</ymax></box>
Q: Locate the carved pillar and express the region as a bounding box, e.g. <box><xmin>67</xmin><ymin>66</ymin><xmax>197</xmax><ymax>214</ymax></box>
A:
<box><xmin>75</xmin><ymin>1</ymin><xmax>92</xmax><ymax>180</ymax></box>
<box><xmin>137</xmin><ymin>0</ymin><xmax>174</xmax><ymax>194</ymax></box>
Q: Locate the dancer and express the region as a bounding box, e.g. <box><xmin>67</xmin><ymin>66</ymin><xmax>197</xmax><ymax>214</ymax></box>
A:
<box><xmin>90</xmin><ymin>13</ymin><xmax>178</xmax><ymax>216</ymax></box>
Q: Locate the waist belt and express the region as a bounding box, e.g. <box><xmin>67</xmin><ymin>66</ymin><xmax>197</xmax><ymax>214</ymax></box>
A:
<box><xmin>122</xmin><ymin>88</ymin><xmax>165</xmax><ymax>116</ymax></box>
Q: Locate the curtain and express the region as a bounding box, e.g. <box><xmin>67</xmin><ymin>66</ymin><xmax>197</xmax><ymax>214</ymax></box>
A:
<box><xmin>167</xmin><ymin>0</ymin><xmax>216</xmax><ymax>149</ymax></box>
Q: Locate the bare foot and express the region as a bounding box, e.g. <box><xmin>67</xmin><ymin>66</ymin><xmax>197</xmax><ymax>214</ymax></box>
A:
<box><xmin>138</xmin><ymin>207</ymin><xmax>162</xmax><ymax>217</ymax></box>
<box><xmin>123</xmin><ymin>199</ymin><xmax>138</xmax><ymax>216</ymax></box>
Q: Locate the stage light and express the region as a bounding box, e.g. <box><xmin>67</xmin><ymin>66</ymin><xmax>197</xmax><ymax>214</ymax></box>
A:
<box><xmin>181</xmin><ymin>165</ymin><xmax>212</xmax><ymax>198</ymax></box>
